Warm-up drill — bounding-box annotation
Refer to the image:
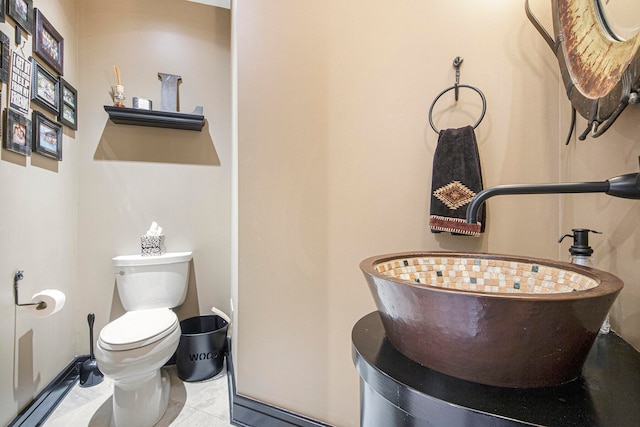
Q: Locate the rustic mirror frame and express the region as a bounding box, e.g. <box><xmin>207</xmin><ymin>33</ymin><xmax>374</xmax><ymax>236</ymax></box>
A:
<box><xmin>526</xmin><ymin>0</ymin><xmax>640</xmax><ymax>140</ymax></box>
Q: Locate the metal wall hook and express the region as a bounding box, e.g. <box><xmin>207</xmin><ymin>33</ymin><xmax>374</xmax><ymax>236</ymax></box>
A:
<box><xmin>14</xmin><ymin>271</ymin><xmax>47</xmax><ymax>310</ymax></box>
<box><xmin>453</xmin><ymin>57</ymin><xmax>464</xmax><ymax>101</ymax></box>
<box><xmin>428</xmin><ymin>57</ymin><xmax>486</xmax><ymax>134</ymax></box>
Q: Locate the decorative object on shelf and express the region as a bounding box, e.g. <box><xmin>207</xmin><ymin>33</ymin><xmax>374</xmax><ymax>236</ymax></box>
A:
<box><xmin>158</xmin><ymin>72</ymin><xmax>181</xmax><ymax>112</ymax></box>
<box><xmin>112</xmin><ymin>65</ymin><xmax>125</xmax><ymax>107</ymax></box>
<box><xmin>4</xmin><ymin>108</ymin><xmax>31</xmax><ymax>156</ymax></box>
<box><xmin>33</xmin><ymin>8</ymin><xmax>63</xmax><ymax>75</ymax></box>
<box><xmin>31</xmin><ymin>57</ymin><xmax>59</xmax><ymax>114</ymax></box>
<box><xmin>58</xmin><ymin>77</ymin><xmax>77</xmax><ymax>130</ymax></box>
<box><xmin>133</xmin><ymin>96</ymin><xmax>151</xmax><ymax>110</ymax></box>
<box><xmin>105</xmin><ymin>70</ymin><xmax>204</xmax><ymax>130</ymax></box>
<box><xmin>113</xmin><ymin>86</ymin><xmax>125</xmax><ymax>107</ymax></box>
<box><xmin>32</xmin><ymin>110</ymin><xmax>61</xmax><ymax>160</ymax></box>
<box><xmin>104</xmin><ymin>105</ymin><xmax>205</xmax><ymax>131</ymax></box>
<box><xmin>0</xmin><ymin>30</ymin><xmax>9</xmax><ymax>83</ymax></box>
<box><xmin>9</xmin><ymin>50</ymin><xmax>31</xmax><ymax>115</ymax></box>
<box><xmin>7</xmin><ymin>0</ymin><xmax>32</xmax><ymax>35</ymax></box>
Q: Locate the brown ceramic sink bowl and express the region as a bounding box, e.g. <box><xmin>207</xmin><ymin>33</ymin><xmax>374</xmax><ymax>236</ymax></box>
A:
<box><xmin>360</xmin><ymin>251</ymin><xmax>623</xmax><ymax>388</ymax></box>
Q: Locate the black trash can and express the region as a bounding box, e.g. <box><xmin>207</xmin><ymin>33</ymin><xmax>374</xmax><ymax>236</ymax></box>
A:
<box><xmin>176</xmin><ymin>314</ymin><xmax>229</xmax><ymax>382</ymax></box>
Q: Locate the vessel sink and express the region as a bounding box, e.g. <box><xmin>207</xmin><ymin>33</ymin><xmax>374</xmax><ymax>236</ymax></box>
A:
<box><xmin>360</xmin><ymin>252</ymin><xmax>623</xmax><ymax>388</ymax></box>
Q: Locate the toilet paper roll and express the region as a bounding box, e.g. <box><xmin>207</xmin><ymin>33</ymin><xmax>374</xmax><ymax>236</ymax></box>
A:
<box><xmin>28</xmin><ymin>289</ymin><xmax>66</xmax><ymax>318</ymax></box>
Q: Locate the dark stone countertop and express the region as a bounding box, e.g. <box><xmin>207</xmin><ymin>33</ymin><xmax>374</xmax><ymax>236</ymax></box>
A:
<box><xmin>352</xmin><ymin>311</ymin><xmax>640</xmax><ymax>426</ymax></box>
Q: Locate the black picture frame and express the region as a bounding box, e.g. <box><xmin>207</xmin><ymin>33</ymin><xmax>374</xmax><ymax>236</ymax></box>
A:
<box><xmin>32</xmin><ymin>110</ymin><xmax>61</xmax><ymax>160</ymax></box>
<box><xmin>33</xmin><ymin>8</ymin><xmax>63</xmax><ymax>75</ymax></box>
<box><xmin>5</xmin><ymin>108</ymin><xmax>31</xmax><ymax>156</ymax></box>
<box><xmin>0</xmin><ymin>0</ymin><xmax>5</xmax><ymax>23</ymax></box>
<box><xmin>7</xmin><ymin>0</ymin><xmax>32</xmax><ymax>34</ymax></box>
<box><xmin>58</xmin><ymin>77</ymin><xmax>77</xmax><ymax>130</ymax></box>
<box><xmin>31</xmin><ymin>57</ymin><xmax>59</xmax><ymax>114</ymax></box>
<box><xmin>9</xmin><ymin>50</ymin><xmax>31</xmax><ymax>115</ymax></box>
<box><xmin>0</xmin><ymin>30</ymin><xmax>8</xmax><ymax>83</ymax></box>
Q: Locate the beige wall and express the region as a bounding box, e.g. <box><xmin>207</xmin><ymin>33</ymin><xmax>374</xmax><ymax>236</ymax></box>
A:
<box><xmin>0</xmin><ymin>1</ymin><xmax>78</xmax><ymax>423</ymax></box>
<box><xmin>76</xmin><ymin>0</ymin><xmax>232</xmax><ymax>339</ymax></box>
<box><xmin>236</xmin><ymin>0</ymin><xmax>639</xmax><ymax>426</ymax></box>
<box><xmin>556</xmin><ymin>0</ymin><xmax>640</xmax><ymax>354</ymax></box>
<box><xmin>1</xmin><ymin>1</ymin><xmax>231</xmax><ymax>424</ymax></box>
<box><xmin>3</xmin><ymin>1</ymin><xmax>640</xmax><ymax>426</ymax></box>
<box><xmin>561</xmin><ymin>114</ymin><xmax>640</xmax><ymax>345</ymax></box>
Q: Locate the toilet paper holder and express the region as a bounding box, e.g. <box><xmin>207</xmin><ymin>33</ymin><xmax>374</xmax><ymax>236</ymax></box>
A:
<box><xmin>14</xmin><ymin>270</ymin><xmax>47</xmax><ymax>310</ymax></box>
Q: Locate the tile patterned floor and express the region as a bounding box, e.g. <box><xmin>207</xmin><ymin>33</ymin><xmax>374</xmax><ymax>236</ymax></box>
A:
<box><xmin>43</xmin><ymin>365</ymin><xmax>234</xmax><ymax>426</ymax></box>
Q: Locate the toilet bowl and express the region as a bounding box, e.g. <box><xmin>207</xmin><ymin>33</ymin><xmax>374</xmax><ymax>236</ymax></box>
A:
<box><xmin>95</xmin><ymin>308</ymin><xmax>180</xmax><ymax>426</ymax></box>
<box><xmin>95</xmin><ymin>252</ymin><xmax>192</xmax><ymax>427</ymax></box>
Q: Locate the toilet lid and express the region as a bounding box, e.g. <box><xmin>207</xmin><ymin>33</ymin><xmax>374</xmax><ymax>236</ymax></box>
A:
<box><xmin>99</xmin><ymin>308</ymin><xmax>178</xmax><ymax>351</ymax></box>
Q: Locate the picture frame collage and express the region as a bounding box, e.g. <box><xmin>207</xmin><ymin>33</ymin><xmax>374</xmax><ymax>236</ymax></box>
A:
<box><xmin>2</xmin><ymin>2</ymin><xmax>77</xmax><ymax>161</ymax></box>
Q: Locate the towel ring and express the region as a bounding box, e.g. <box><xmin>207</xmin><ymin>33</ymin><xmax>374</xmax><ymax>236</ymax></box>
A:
<box><xmin>428</xmin><ymin>84</ymin><xmax>487</xmax><ymax>134</ymax></box>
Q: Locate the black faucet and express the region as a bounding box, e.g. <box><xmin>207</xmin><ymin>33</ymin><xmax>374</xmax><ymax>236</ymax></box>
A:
<box><xmin>466</xmin><ymin>160</ymin><xmax>640</xmax><ymax>227</ymax></box>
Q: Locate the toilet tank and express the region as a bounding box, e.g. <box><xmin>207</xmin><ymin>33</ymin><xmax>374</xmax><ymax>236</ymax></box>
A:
<box><xmin>112</xmin><ymin>251</ymin><xmax>192</xmax><ymax>311</ymax></box>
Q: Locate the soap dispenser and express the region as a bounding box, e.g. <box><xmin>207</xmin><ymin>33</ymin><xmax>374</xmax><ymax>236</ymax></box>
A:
<box><xmin>558</xmin><ymin>228</ymin><xmax>600</xmax><ymax>267</ymax></box>
<box><xmin>558</xmin><ymin>228</ymin><xmax>610</xmax><ymax>334</ymax></box>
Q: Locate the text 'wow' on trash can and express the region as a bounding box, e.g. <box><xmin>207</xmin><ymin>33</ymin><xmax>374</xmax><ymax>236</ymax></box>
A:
<box><xmin>176</xmin><ymin>314</ymin><xmax>229</xmax><ymax>382</ymax></box>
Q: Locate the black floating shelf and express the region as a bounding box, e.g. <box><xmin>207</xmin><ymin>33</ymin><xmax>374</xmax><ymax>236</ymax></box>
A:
<box><xmin>104</xmin><ymin>106</ymin><xmax>205</xmax><ymax>131</ymax></box>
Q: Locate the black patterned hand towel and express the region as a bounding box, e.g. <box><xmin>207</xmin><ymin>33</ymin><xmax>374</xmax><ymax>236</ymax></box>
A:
<box><xmin>428</xmin><ymin>125</ymin><xmax>485</xmax><ymax>236</ymax></box>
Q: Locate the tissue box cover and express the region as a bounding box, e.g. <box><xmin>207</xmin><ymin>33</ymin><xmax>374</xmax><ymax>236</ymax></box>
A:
<box><xmin>141</xmin><ymin>235</ymin><xmax>166</xmax><ymax>256</ymax></box>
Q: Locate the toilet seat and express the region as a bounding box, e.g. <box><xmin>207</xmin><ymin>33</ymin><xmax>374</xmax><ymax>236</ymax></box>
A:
<box><xmin>99</xmin><ymin>308</ymin><xmax>178</xmax><ymax>351</ymax></box>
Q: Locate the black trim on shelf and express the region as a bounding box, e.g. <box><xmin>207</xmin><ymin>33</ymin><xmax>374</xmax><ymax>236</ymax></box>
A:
<box><xmin>8</xmin><ymin>355</ymin><xmax>88</xmax><ymax>427</ymax></box>
<box><xmin>104</xmin><ymin>106</ymin><xmax>205</xmax><ymax>131</ymax></box>
<box><xmin>226</xmin><ymin>338</ymin><xmax>333</xmax><ymax>427</ymax></box>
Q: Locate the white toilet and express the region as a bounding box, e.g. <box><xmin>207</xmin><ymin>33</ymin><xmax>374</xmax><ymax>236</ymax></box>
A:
<box><xmin>94</xmin><ymin>251</ymin><xmax>192</xmax><ymax>427</ymax></box>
